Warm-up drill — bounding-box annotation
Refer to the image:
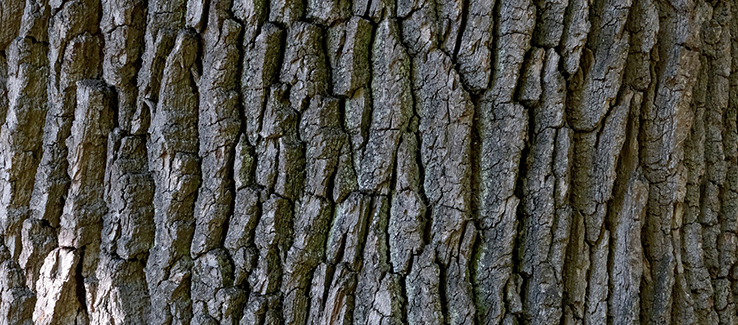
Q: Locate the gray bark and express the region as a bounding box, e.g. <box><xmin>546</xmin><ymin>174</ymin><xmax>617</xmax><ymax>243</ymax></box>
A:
<box><xmin>0</xmin><ymin>0</ymin><xmax>734</xmax><ymax>324</ymax></box>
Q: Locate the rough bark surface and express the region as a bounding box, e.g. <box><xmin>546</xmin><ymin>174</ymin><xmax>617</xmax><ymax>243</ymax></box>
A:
<box><xmin>0</xmin><ymin>0</ymin><xmax>735</xmax><ymax>324</ymax></box>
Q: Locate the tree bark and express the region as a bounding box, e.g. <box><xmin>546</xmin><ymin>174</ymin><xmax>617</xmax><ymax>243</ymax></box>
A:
<box><xmin>0</xmin><ymin>0</ymin><xmax>732</xmax><ymax>324</ymax></box>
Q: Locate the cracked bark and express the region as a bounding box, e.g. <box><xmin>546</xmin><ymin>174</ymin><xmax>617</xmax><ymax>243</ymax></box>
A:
<box><xmin>0</xmin><ymin>0</ymin><xmax>735</xmax><ymax>324</ymax></box>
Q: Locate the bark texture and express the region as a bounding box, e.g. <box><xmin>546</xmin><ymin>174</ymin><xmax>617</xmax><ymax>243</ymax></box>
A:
<box><xmin>0</xmin><ymin>0</ymin><xmax>734</xmax><ymax>324</ymax></box>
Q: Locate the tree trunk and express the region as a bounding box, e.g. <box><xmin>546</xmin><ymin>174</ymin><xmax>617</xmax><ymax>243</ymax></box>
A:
<box><xmin>0</xmin><ymin>0</ymin><xmax>731</xmax><ymax>324</ymax></box>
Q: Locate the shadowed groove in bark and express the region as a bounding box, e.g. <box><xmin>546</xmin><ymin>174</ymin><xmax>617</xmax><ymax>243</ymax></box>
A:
<box><xmin>0</xmin><ymin>0</ymin><xmax>736</xmax><ymax>324</ymax></box>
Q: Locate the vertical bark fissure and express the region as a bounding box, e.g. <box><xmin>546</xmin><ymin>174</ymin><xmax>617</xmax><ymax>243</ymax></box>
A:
<box><xmin>0</xmin><ymin>0</ymin><xmax>735</xmax><ymax>324</ymax></box>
